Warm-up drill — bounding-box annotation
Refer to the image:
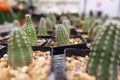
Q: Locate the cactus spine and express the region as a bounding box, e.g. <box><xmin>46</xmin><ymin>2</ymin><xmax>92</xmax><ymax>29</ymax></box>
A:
<box><xmin>46</xmin><ymin>17</ymin><xmax>54</xmax><ymax>31</ymax></box>
<box><xmin>8</xmin><ymin>21</ymin><xmax>32</xmax><ymax>68</ymax></box>
<box><xmin>62</xmin><ymin>19</ymin><xmax>70</xmax><ymax>36</ymax></box>
<box><xmin>23</xmin><ymin>14</ymin><xmax>38</xmax><ymax>46</ymax></box>
<box><xmin>38</xmin><ymin>18</ymin><xmax>48</xmax><ymax>36</ymax></box>
<box><xmin>56</xmin><ymin>24</ymin><xmax>70</xmax><ymax>46</ymax></box>
<box><xmin>87</xmin><ymin>22</ymin><xmax>120</xmax><ymax>80</ymax></box>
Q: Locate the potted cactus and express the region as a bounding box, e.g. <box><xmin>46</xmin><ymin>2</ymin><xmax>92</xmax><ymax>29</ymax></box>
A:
<box><xmin>0</xmin><ymin>21</ymin><xmax>52</xmax><ymax>80</ymax></box>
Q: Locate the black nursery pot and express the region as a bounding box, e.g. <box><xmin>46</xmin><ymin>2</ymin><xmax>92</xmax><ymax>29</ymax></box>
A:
<box><xmin>0</xmin><ymin>45</ymin><xmax>53</xmax><ymax>58</ymax></box>
<box><xmin>46</xmin><ymin>34</ymin><xmax>88</xmax><ymax>54</ymax></box>
<box><xmin>0</xmin><ymin>45</ymin><xmax>7</xmax><ymax>58</ymax></box>
<box><xmin>64</xmin><ymin>48</ymin><xmax>90</xmax><ymax>57</ymax></box>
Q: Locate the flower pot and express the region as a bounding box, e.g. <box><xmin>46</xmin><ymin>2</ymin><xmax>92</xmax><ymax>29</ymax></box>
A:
<box><xmin>0</xmin><ymin>46</ymin><xmax>52</xmax><ymax>80</ymax></box>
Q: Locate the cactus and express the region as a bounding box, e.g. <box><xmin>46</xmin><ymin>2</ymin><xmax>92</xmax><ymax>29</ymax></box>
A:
<box><xmin>23</xmin><ymin>14</ymin><xmax>38</xmax><ymax>46</ymax></box>
<box><xmin>56</xmin><ymin>24</ymin><xmax>70</xmax><ymax>46</ymax></box>
<box><xmin>46</xmin><ymin>17</ymin><xmax>54</xmax><ymax>31</ymax></box>
<box><xmin>87</xmin><ymin>22</ymin><xmax>120</xmax><ymax>80</ymax></box>
<box><xmin>82</xmin><ymin>19</ymin><xmax>90</xmax><ymax>32</ymax></box>
<box><xmin>38</xmin><ymin>18</ymin><xmax>48</xmax><ymax>36</ymax></box>
<box><xmin>62</xmin><ymin>19</ymin><xmax>70</xmax><ymax>36</ymax></box>
<box><xmin>48</xmin><ymin>13</ymin><xmax>56</xmax><ymax>26</ymax></box>
<box><xmin>88</xmin><ymin>20</ymin><xmax>102</xmax><ymax>39</ymax></box>
<box><xmin>8</xmin><ymin>21</ymin><xmax>32</xmax><ymax>69</ymax></box>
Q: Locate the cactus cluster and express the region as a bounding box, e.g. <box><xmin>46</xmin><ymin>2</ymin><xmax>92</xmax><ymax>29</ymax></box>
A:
<box><xmin>47</xmin><ymin>13</ymin><xmax>56</xmax><ymax>27</ymax></box>
<box><xmin>8</xmin><ymin>21</ymin><xmax>32</xmax><ymax>69</ymax></box>
<box><xmin>62</xmin><ymin>19</ymin><xmax>70</xmax><ymax>36</ymax></box>
<box><xmin>38</xmin><ymin>18</ymin><xmax>48</xmax><ymax>36</ymax></box>
<box><xmin>87</xmin><ymin>21</ymin><xmax>120</xmax><ymax>80</ymax></box>
<box><xmin>56</xmin><ymin>24</ymin><xmax>70</xmax><ymax>46</ymax></box>
<box><xmin>23</xmin><ymin>14</ymin><xmax>38</xmax><ymax>46</ymax></box>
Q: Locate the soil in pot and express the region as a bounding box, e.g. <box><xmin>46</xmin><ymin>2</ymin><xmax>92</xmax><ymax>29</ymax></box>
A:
<box><xmin>0</xmin><ymin>50</ymin><xmax>51</xmax><ymax>80</ymax></box>
<box><xmin>50</xmin><ymin>37</ymin><xmax>83</xmax><ymax>47</ymax></box>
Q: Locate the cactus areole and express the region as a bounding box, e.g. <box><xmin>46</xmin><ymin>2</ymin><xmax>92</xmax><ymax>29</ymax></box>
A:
<box><xmin>23</xmin><ymin>14</ymin><xmax>38</xmax><ymax>46</ymax></box>
<box><xmin>56</xmin><ymin>24</ymin><xmax>70</xmax><ymax>46</ymax></box>
<box><xmin>8</xmin><ymin>21</ymin><xmax>32</xmax><ymax>69</ymax></box>
<box><xmin>87</xmin><ymin>22</ymin><xmax>120</xmax><ymax>80</ymax></box>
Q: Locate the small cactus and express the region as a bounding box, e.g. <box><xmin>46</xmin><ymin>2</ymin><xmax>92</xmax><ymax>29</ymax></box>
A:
<box><xmin>38</xmin><ymin>18</ymin><xmax>48</xmax><ymax>36</ymax></box>
<box><xmin>62</xmin><ymin>19</ymin><xmax>70</xmax><ymax>36</ymax></box>
<box><xmin>56</xmin><ymin>24</ymin><xmax>70</xmax><ymax>46</ymax></box>
<box><xmin>8</xmin><ymin>21</ymin><xmax>32</xmax><ymax>69</ymax></box>
<box><xmin>87</xmin><ymin>22</ymin><xmax>120</xmax><ymax>80</ymax></box>
<box><xmin>46</xmin><ymin>17</ymin><xmax>54</xmax><ymax>31</ymax></box>
<box><xmin>48</xmin><ymin>13</ymin><xmax>56</xmax><ymax>27</ymax></box>
<box><xmin>82</xmin><ymin>19</ymin><xmax>90</xmax><ymax>32</ymax></box>
<box><xmin>23</xmin><ymin>14</ymin><xmax>38</xmax><ymax>46</ymax></box>
<box><xmin>88</xmin><ymin>20</ymin><xmax>102</xmax><ymax>39</ymax></box>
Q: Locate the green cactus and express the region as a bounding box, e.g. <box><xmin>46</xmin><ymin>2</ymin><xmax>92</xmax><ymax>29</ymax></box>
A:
<box><xmin>23</xmin><ymin>14</ymin><xmax>38</xmax><ymax>46</ymax></box>
<box><xmin>8</xmin><ymin>21</ymin><xmax>32</xmax><ymax>69</ymax></box>
<box><xmin>46</xmin><ymin>17</ymin><xmax>54</xmax><ymax>31</ymax></box>
<box><xmin>87</xmin><ymin>22</ymin><xmax>120</xmax><ymax>80</ymax></box>
<box><xmin>56</xmin><ymin>24</ymin><xmax>70</xmax><ymax>46</ymax></box>
<box><xmin>38</xmin><ymin>18</ymin><xmax>48</xmax><ymax>36</ymax></box>
<box><xmin>48</xmin><ymin>13</ymin><xmax>56</xmax><ymax>26</ymax></box>
<box><xmin>82</xmin><ymin>18</ymin><xmax>90</xmax><ymax>32</ymax></box>
<box><xmin>62</xmin><ymin>19</ymin><xmax>70</xmax><ymax>36</ymax></box>
<box><xmin>88</xmin><ymin>20</ymin><xmax>102</xmax><ymax>39</ymax></box>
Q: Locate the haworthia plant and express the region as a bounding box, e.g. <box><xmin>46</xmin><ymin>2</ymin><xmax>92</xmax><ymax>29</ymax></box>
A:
<box><xmin>56</xmin><ymin>24</ymin><xmax>70</xmax><ymax>46</ymax></box>
<box><xmin>46</xmin><ymin>17</ymin><xmax>54</xmax><ymax>31</ymax></box>
<box><xmin>88</xmin><ymin>19</ymin><xmax>102</xmax><ymax>39</ymax></box>
<box><xmin>87</xmin><ymin>22</ymin><xmax>120</xmax><ymax>80</ymax></box>
<box><xmin>23</xmin><ymin>14</ymin><xmax>38</xmax><ymax>46</ymax></box>
<box><xmin>8</xmin><ymin>21</ymin><xmax>32</xmax><ymax>69</ymax></box>
<box><xmin>38</xmin><ymin>18</ymin><xmax>48</xmax><ymax>36</ymax></box>
<box><xmin>62</xmin><ymin>19</ymin><xmax>70</xmax><ymax>36</ymax></box>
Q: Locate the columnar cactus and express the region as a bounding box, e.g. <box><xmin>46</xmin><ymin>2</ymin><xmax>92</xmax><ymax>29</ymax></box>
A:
<box><xmin>48</xmin><ymin>13</ymin><xmax>56</xmax><ymax>27</ymax></box>
<box><xmin>87</xmin><ymin>22</ymin><xmax>120</xmax><ymax>80</ymax></box>
<box><xmin>88</xmin><ymin>20</ymin><xmax>102</xmax><ymax>39</ymax></box>
<box><xmin>56</xmin><ymin>24</ymin><xmax>70</xmax><ymax>46</ymax></box>
<box><xmin>23</xmin><ymin>14</ymin><xmax>38</xmax><ymax>46</ymax></box>
<box><xmin>38</xmin><ymin>18</ymin><xmax>48</xmax><ymax>36</ymax></box>
<box><xmin>46</xmin><ymin>17</ymin><xmax>54</xmax><ymax>31</ymax></box>
<box><xmin>62</xmin><ymin>19</ymin><xmax>70</xmax><ymax>36</ymax></box>
<box><xmin>8</xmin><ymin>21</ymin><xmax>32</xmax><ymax>69</ymax></box>
<box><xmin>82</xmin><ymin>19</ymin><xmax>90</xmax><ymax>32</ymax></box>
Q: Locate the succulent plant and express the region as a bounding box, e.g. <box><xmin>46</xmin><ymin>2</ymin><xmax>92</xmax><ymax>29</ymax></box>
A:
<box><xmin>23</xmin><ymin>14</ymin><xmax>38</xmax><ymax>46</ymax></box>
<box><xmin>62</xmin><ymin>19</ymin><xmax>70</xmax><ymax>36</ymax></box>
<box><xmin>88</xmin><ymin>20</ymin><xmax>102</xmax><ymax>39</ymax></box>
<box><xmin>48</xmin><ymin>13</ymin><xmax>56</xmax><ymax>27</ymax></box>
<box><xmin>56</xmin><ymin>24</ymin><xmax>70</xmax><ymax>46</ymax></box>
<box><xmin>82</xmin><ymin>19</ymin><xmax>90</xmax><ymax>32</ymax></box>
<box><xmin>87</xmin><ymin>22</ymin><xmax>120</xmax><ymax>80</ymax></box>
<box><xmin>38</xmin><ymin>18</ymin><xmax>48</xmax><ymax>36</ymax></box>
<box><xmin>46</xmin><ymin>17</ymin><xmax>54</xmax><ymax>31</ymax></box>
<box><xmin>8</xmin><ymin>21</ymin><xmax>33</xmax><ymax>69</ymax></box>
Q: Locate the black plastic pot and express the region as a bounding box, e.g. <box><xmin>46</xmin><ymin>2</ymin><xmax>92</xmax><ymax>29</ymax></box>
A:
<box><xmin>46</xmin><ymin>35</ymin><xmax>88</xmax><ymax>54</ymax></box>
<box><xmin>0</xmin><ymin>45</ymin><xmax>7</xmax><ymax>58</ymax></box>
<box><xmin>64</xmin><ymin>48</ymin><xmax>90</xmax><ymax>57</ymax></box>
